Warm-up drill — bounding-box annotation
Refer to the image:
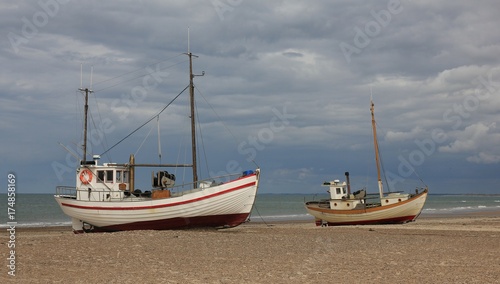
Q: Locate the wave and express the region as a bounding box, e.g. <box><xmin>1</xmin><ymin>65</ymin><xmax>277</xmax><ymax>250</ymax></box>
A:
<box><xmin>423</xmin><ymin>205</ymin><xmax>500</xmax><ymax>214</ymax></box>
<box><xmin>251</xmin><ymin>213</ymin><xmax>311</xmax><ymax>221</ymax></box>
<box><xmin>0</xmin><ymin>221</ymin><xmax>72</xmax><ymax>229</ymax></box>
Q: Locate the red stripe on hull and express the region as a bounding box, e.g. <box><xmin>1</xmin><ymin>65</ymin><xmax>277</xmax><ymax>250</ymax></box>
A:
<box><xmin>78</xmin><ymin>213</ymin><xmax>250</xmax><ymax>233</ymax></box>
<box><xmin>316</xmin><ymin>215</ymin><xmax>418</xmax><ymax>226</ymax></box>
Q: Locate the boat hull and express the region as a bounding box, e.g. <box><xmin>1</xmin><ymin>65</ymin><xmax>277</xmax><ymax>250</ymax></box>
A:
<box><xmin>305</xmin><ymin>189</ymin><xmax>428</xmax><ymax>226</ymax></box>
<box><xmin>86</xmin><ymin>213</ymin><xmax>250</xmax><ymax>233</ymax></box>
<box><xmin>55</xmin><ymin>172</ymin><xmax>259</xmax><ymax>233</ymax></box>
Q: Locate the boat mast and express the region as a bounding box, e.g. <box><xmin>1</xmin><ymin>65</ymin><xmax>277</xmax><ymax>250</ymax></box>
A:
<box><xmin>79</xmin><ymin>65</ymin><xmax>93</xmax><ymax>164</ymax></box>
<box><xmin>79</xmin><ymin>87</ymin><xmax>92</xmax><ymax>164</ymax></box>
<box><xmin>187</xmin><ymin>51</ymin><xmax>198</xmax><ymax>186</ymax></box>
<box><xmin>185</xmin><ymin>28</ymin><xmax>205</xmax><ymax>187</ymax></box>
<box><xmin>184</xmin><ymin>29</ymin><xmax>205</xmax><ymax>187</ymax></box>
<box><xmin>370</xmin><ymin>100</ymin><xmax>384</xmax><ymax>199</ymax></box>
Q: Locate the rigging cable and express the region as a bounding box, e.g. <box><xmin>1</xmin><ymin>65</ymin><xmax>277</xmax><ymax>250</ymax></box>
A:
<box><xmin>194</xmin><ymin>84</ymin><xmax>260</xmax><ymax>170</ymax></box>
<box><xmin>78</xmin><ymin>54</ymin><xmax>186</xmax><ymax>161</ymax></box>
<box><xmin>100</xmin><ymin>85</ymin><xmax>190</xmax><ymax>156</ymax></box>
<box><xmin>89</xmin><ymin>91</ymin><xmax>112</xmax><ymax>162</ymax></box>
<box><xmin>157</xmin><ymin>115</ymin><xmax>162</xmax><ymax>164</ymax></box>
<box><xmin>134</xmin><ymin>121</ymin><xmax>155</xmax><ymax>158</ymax></box>
<box><xmin>174</xmin><ymin>111</ymin><xmax>189</xmax><ymax>188</ymax></box>
<box><xmin>74</xmin><ymin>90</ymin><xmax>83</xmax><ymax>155</ymax></box>
<box><xmin>91</xmin><ymin>54</ymin><xmax>186</xmax><ymax>93</ymax></box>
<box><xmin>193</xmin><ymin>87</ymin><xmax>210</xmax><ymax>179</ymax></box>
<box><xmin>413</xmin><ymin>168</ymin><xmax>428</xmax><ymax>188</ymax></box>
<box><xmin>375</xmin><ymin>120</ymin><xmax>392</xmax><ymax>192</ymax></box>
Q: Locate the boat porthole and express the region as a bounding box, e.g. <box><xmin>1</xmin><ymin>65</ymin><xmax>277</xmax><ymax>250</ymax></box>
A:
<box><xmin>347</xmin><ymin>203</ymin><xmax>350</xmax><ymax>207</ymax></box>
<box><xmin>385</xmin><ymin>199</ymin><xmax>389</xmax><ymax>203</ymax></box>
<box><xmin>334</xmin><ymin>203</ymin><xmax>337</xmax><ymax>206</ymax></box>
<box><xmin>398</xmin><ymin>198</ymin><xmax>401</xmax><ymax>202</ymax></box>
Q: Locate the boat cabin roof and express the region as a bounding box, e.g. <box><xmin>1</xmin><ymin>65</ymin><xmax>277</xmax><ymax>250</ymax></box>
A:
<box><xmin>79</xmin><ymin>160</ymin><xmax>128</xmax><ymax>170</ymax></box>
<box><xmin>322</xmin><ymin>180</ymin><xmax>344</xmax><ymax>186</ymax></box>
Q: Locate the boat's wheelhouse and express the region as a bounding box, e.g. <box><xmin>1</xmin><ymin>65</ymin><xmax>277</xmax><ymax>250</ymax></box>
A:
<box><xmin>76</xmin><ymin>163</ymin><xmax>130</xmax><ymax>201</ymax></box>
<box><xmin>322</xmin><ymin>179</ymin><xmax>366</xmax><ymax>210</ymax></box>
<box><xmin>323</xmin><ymin>180</ymin><xmax>347</xmax><ymax>200</ymax></box>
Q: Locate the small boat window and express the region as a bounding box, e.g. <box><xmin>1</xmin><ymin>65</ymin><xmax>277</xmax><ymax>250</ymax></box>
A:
<box><xmin>97</xmin><ymin>171</ymin><xmax>105</xmax><ymax>183</ymax></box>
<box><xmin>116</xmin><ymin>170</ymin><xmax>129</xmax><ymax>183</ymax></box>
<box><xmin>336</xmin><ymin>187</ymin><xmax>341</xmax><ymax>194</ymax></box>
<box><xmin>96</xmin><ymin>170</ymin><xmax>114</xmax><ymax>183</ymax></box>
<box><xmin>106</xmin><ymin>170</ymin><xmax>113</xmax><ymax>183</ymax></box>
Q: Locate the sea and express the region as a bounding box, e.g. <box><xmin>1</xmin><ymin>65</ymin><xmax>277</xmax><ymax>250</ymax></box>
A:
<box><xmin>1</xmin><ymin>193</ymin><xmax>500</xmax><ymax>228</ymax></box>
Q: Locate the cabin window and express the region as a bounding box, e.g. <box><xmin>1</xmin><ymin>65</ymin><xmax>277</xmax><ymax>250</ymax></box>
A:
<box><xmin>116</xmin><ymin>170</ymin><xmax>129</xmax><ymax>183</ymax></box>
<box><xmin>97</xmin><ymin>171</ymin><xmax>105</xmax><ymax>183</ymax></box>
<box><xmin>336</xmin><ymin>187</ymin><xmax>341</xmax><ymax>194</ymax></box>
<box><xmin>343</xmin><ymin>188</ymin><xmax>346</xmax><ymax>194</ymax></box>
<box><xmin>106</xmin><ymin>170</ymin><xmax>113</xmax><ymax>182</ymax></box>
<box><xmin>96</xmin><ymin>170</ymin><xmax>114</xmax><ymax>183</ymax></box>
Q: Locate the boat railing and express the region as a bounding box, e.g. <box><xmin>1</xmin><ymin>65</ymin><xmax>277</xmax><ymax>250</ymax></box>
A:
<box><xmin>54</xmin><ymin>171</ymin><xmax>252</xmax><ymax>202</ymax></box>
<box><xmin>169</xmin><ymin>172</ymin><xmax>244</xmax><ymax>196</ymax></box>
<box><xmin>55</xmin><ymin>186</ymin><xmax>77</xmax><ymax>198</ymax></box>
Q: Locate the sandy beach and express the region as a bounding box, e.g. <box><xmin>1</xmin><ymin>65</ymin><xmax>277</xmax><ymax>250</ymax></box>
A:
<box><xmin>2</xmin><ymin>213</ymin><xmax>500</xmax><ymax>283</ymax></box>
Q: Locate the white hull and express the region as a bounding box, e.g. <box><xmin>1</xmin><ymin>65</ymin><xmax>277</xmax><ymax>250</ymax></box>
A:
<box><xmin>55</xmin><ymin>172</ymin><xmax>259</xmax><ymax>233</ymax></box>
<box><xmin>305</xmin><ymin>189</ymin><xmax>428</xmax><ymax>226</ymax></box>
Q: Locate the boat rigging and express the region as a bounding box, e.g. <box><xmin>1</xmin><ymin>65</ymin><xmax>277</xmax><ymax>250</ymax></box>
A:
<box><xmin>305</xmin><ymin>99</ymin><xmax>428</xmax><ymax>226</ymax></box>
<box><xmin>54</xmin><ymin>43</ymin><xmax>260</xmax><ymax>233</ymax></box>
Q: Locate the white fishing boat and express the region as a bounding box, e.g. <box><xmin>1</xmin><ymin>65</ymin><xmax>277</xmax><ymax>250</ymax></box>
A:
<box><xmin>55</xmin><ymin>50</ymin><xmax>260</xmax><ymax>233</ymax></box>
<box><xmin>305</xmin><ymin>100</ymin><xmax>428</xmax><ymax>226</ymax></box>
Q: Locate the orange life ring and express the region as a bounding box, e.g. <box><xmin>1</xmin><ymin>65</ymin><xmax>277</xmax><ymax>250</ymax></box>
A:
<box><xmin>79</xmin><ymin>169</ymin><xmax>93</xmax><ymax>184</ymax></box>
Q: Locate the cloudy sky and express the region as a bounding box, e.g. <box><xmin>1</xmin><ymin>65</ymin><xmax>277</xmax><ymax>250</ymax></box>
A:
<box><xmin>1</xmin><ymin>1</ymin><xmax>499</xmax><ymax>194</ymax></box>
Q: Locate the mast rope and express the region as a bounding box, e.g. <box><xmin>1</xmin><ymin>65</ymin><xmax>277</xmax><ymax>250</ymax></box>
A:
<box><xmin>76</xmin><ymin>55</ymin><xmax>186</xmax><ymax>161</ymax></box>
<box><xmin>157</xmin><ymin>115</ymin><xmax>162</xmax><ymax>164</ymax></box>
<box><xmin>134</xmin><ymin>121</ymin><xmax>155</xmax><ymax>158</ymax></box>
<box><xmin>172</xmin><ymin>116</ymin><xmax>189</xmax><ymax>187</ymax></box>
<box><xmin>100</xmin><ymin>85</ymin><xmax>189</xmax><ymax>156</ymax></box>
<box><xmin>374</xmin><ymin>120</ymin><xmax>392</xmax><ymax>192</ymax></box>
<box><xmin>413</xmin><ymin>168</ymin><xmax>428</xmax><ymax>188</ymax></box>
<box><xmin>194</xmin><ymin>84</ymin><xmax>260</xmax><ymax>170</ymax></box>
<box><xmin>88</xmin><ymin>92</ymin><xmax>112</xmax><ymax>162</ymax></box>
<box><xmin>193</xmin><ymin>90</ymin><xmax>210</xmax><ymax>178</ymax></box>
<box><xmin>252</xmin><ymin>203</ymin><xmax>272</xmax><ymax>228</ymax></box>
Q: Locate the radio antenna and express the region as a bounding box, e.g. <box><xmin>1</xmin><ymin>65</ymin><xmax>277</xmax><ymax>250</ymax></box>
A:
<box><xmin>90</xmin><ymin>66</ymin><xmax>94</xmax><ymax>90</ymax></box>
<box><xmin>80</xmin><ymin>63</ymin><xmax>83</xmax><ymax>89</ymax></box>
<box><xmin>187</xmin><ymin>27</ymin><xmax>190</xmax><ymax>53</ymax></box>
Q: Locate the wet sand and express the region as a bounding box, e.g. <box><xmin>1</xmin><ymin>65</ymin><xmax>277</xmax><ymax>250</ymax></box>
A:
<box><xmin>2</xmin><ymin>213</ymin><xmax>500</xmax><ymax>283</ymax></box>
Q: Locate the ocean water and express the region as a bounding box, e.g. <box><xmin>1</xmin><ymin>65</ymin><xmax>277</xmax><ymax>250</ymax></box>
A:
<box><xmin>1</xmin><ymin>193</ymin><xmax>499</xmax><ymax>228</ymax></box>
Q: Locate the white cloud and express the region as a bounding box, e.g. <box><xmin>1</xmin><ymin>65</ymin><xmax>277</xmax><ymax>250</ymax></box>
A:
<box><xmin>439</xmin><ymin>122</ymin><xmax>495</xmax><ymax>153</ymax></box>
<box><xmin>385</xmin><ymin>126</ymin><xmax>425</xmax><ymax>142</ymax></box>
<box><xmin>467</xmin><ymin>152</ymin><xmax>500</xmax><ymax>164</ymax></box>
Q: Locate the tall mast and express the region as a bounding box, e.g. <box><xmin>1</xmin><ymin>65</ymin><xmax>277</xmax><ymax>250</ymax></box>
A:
<box><xmin>185</xmin><ymin>30</ymin><xmax>204</xmax><ymax>187</ymax></box>
<box><xmin>79</xmin><ymin>65</ymin><xmax>93</xmax><ymax>164</ymax></box>
<box><xmin>370</xmin><ymin>100</ymin><xmax>384</xmax><ymax>199</ymax></box>
<box><xmin>187</xmin><ymin>51</ymin><xmax>198</xmax><ymax>186</ymax></box>
<box><xmin>79</xmin><ymin>87</ymin><xmax>92</xmax><ymax>164</ymax></box>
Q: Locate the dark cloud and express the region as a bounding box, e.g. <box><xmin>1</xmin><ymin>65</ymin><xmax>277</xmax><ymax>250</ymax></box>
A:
<box><xmin>1</xmin><ymin>0</ymin><xmax>499</xmax><ymax>194</ymax></box>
